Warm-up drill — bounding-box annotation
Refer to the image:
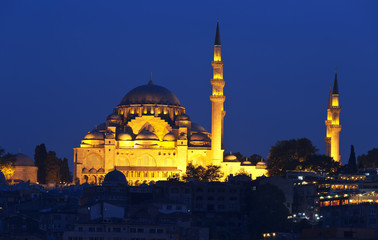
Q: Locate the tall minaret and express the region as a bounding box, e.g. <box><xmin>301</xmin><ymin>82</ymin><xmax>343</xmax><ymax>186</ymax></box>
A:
<box><xmin>325</xmin><ymin>71</ymin><xmax>342</xmax><ymax>162</ymax></box>
<box><xmin>210</xmin><ymin>20</ymin><xmax>225</xmax><ymax>165</ymax></box>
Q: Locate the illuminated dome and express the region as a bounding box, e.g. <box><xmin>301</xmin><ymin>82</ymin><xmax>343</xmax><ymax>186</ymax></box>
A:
<box><xmin>256</xmin><ymin>161</ymin><xmax>267</xmax><ymax>169</ymax></box>
<box><xmin>191</xmin><ymin>122</ymin><xmax>207</xmax><ymax>132</ymax></box>
<box><xmin>136</xmin><ymin>130</ymin><xmax>159</xmax><ymax>141</ymax></box>
<box><xmin>84</xmin><ymin>132</ymin><xmax>105</xmax><ymax>140</ymax></box>
<box><xmin>103</xmin><ymin>169</ymin><xmax>127</xmax><ymax>185</ymax></box>
<box><xmin>163</xmin><ymin>132</ymin><xmax>176</xmax><ymax>141</ymax></box>
<box><xmin>14</xmin><ymin>153</ymin><xmax>35</xmax><ymax>167</ymax></box>
<box><xmin>119</xmin><ymin>82</ymin><xmax>181</xmax><ymax>106</ymax></box>
<box><xmin>117</xmin><ymin>132</ymin><xmax>133</xmax><ymax>141</ymax></box>
<box><xmin>242</xmin><ymin>160</ymin><xmax>252</xmax><ymax>166</ymax></box>
<box><xmin>224</xmin><ymin>154</ymin><xmax>238</xmax><ymax>161</ymax></box>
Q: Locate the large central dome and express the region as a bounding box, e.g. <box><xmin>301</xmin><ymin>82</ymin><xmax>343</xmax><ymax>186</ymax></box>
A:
<box><xmin>119</xmin><ymin>81</ymin><xmax>181</xmax><ymax>106</ymax></box>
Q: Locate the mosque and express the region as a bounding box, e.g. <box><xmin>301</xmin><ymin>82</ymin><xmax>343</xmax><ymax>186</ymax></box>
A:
<box><xmin>73</xmin><ymin>23</ymin><xmax>267</xmax><ymax>185</ymax></box>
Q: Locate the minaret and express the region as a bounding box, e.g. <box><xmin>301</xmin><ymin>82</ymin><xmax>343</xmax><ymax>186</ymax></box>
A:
<box><xmin>210</xmin><ymin>20</ymin><xmax>226</xmax><ymax>165</ymax></box>
<box><xmin>325</xmin><ymin>71</ymin><xmax>342</xmax><ymax>162</ymax></box>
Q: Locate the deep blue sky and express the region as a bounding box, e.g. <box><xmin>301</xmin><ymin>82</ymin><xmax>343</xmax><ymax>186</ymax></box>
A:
<box><xmin>1</xmin><ymin>1</ymin><xmax>377</xmax><ymax>170</ymax></box>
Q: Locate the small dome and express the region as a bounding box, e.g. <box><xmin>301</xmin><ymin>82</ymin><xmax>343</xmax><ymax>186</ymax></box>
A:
<box><xmin>117</xmin><ymin>132</ymin><xmax>133</xmax><ymax>141</ymax></box>
<box><xmin>256</xmin><ymin>161</ymin><xmax>267</xmax><ymax>168</ymax></box>
<box><xmin>242</xmin><ymin>160</ymin><xmax>252</xmax><ymax>166</ymax></box>
<box><xmin>107</xmin><ymin>113</ymin><xmax>122</xmax><ymax>121</ymax></box>
<box><xmin>97</xmin><ymin>168</ymin><xmax>105</xmax><ymax>174</ymax></box>
<box><xmin>191</xmin><ymin>132</ymin><xmax>210</xmax><ymax>141</ymax></box>
<box><xmin>224</xmin><ymin>154</ymin><xmax>238</xmax><ymax>161</ymax></box>
<box><xmin>14</xmin><ymin>153</ymin><xmax>35</xmax><ymax>167</ymax></box>
<box><xmin>163</xmin><ymin>132</ymin><xmax>176</xmax><ymax>141</ymax></box>
<box><xmin>103</xmin><ymin>169</ymin><xmax>127</xmax><ymax>185</ymax></box>
<box><xmin>191</xmin><ymin>122</ymin><xmax>207</xmax><ymax>133</ymax></box>
<box><xmin>176</xmin><ymin>113</ymin><xmax>191</xmax><ymax>121</ymax></box>
<box><xmin>136</xmin><ymin>130</ymin><xmax>159</xmax><ymax>141</ymax></box>
<box><xmin>82</xmin><ymin>168</ymin><xmax>89</xmax><ymax>173</ymax></box>
<box><xmin>89</xmin><ymin>168</ymin><xmax>97</xmax><ymax>174</ymax></box>
<box><xmin>0</xmin><ymin>171</ymin><xmax>7</xmax><ymax>185</ymax></box>
<box><xmin>84</xmin><ymin>132</ymin><xmax>105</xmax><ymax>140</ymax></box>
<box><xmin>119</xmin><ymin>83</ymin><xmax>181</xmax><ymax>106</ymax></box>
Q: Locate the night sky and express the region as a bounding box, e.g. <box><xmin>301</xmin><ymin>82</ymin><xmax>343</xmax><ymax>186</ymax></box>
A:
<box><xmin>1</xmin><ymin>1</ymin><xmax>377</xmax><ymax>170</ymax></box>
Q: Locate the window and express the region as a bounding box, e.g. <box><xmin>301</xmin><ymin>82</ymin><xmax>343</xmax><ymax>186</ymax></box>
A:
<box><xmin>130</xmin><ymin>228</ymin><xmax>136</xmax><ymax>233</ymax></box>
<box><xmin>150</xmin><ymin>229</ymin><xmax>156</xmax><ymax>233</ymax></box>
<box><xmin>137</xmin><ymin>228</ymin><xmax>144</xmax><ymax>233</ymax></box>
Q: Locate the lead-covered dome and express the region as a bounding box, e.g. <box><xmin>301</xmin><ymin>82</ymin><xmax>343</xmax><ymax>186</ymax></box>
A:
<box><xmin>14</xmin><ymin>153</ymin><xmax>35</xmax><ymax>167</ymax></box>
<box><xmin>119</xmin><ymin>82</ymin><xmax>181</xmax><ymax>106</ymax></box>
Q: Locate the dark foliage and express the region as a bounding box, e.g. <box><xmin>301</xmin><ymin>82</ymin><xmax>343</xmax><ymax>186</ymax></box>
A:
<box><xmin>183</xmin><ymin>163</ymin><xmax>224</xmax><ymax>182</ymax></box>
<box><xmin>358</xmin><ymin>148</ymin><xmax>378</xmax><ymax>169</ymax></box>
<box><xmin>267</xmin><ymin>138</ymin><xmax>339</xmax><ymax>176</ymax></box>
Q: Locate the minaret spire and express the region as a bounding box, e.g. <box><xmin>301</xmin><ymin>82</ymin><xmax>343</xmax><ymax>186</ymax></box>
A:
<box><xmin>210</xmin><ymin>20</ymin><xmax>226</xmax><ymax>165</ymax></box>
<box><xmin>214</xmin><ymin>19</ymin><xmax>221</xmax><ymax>46</ymax></box>
<box><xmin>332</xmin><ymin>70</ymin><xmax>339</xmax><ymax>94</ymax></box>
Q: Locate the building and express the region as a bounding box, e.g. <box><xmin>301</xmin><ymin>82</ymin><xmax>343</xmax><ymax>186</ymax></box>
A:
<box><xmin>11</xmin><ymin>153</ymin><xmax>38</xmax><ymax>184</ymax></box>
<box><xmin>325</xmin><ymin>72</ymin><xmax>342</xmax><ymax>162</ymax></box>
<box><xmin>73</xmin><ymin>22</ymin><xmax>267</xmax><ymax>185</ymax></box>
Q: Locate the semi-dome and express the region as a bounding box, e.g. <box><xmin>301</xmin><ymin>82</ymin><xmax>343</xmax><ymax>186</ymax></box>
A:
<box><xmin>176</xmin><ymin>113</ymin><xmax>191</xmax><ymax>121</ymax></box>
<box><xmin>103</xmin><ymin>169</ymin><xmax>127</xmax><ymax>185</ymax></box>
<box><xmin>14</xmin><ymin>153</ymin><xmax>35</xmax><ymax>167</ymax></box>
<box><xmin>117</xmin><ymin>132</ymin><xmax>133</xmax><ymax>141</ymax></box>
<box><xmin>191</xmin><ymin>132</ymin><xmax>210</xmax><ymax>141</ymax></box>
<box><xmin>191</xmin><ymin>122</ymin><xmax>207</xmax><ymax>133</ymax></box>
<box><xmin>136</xmin><ymin>130</ymin><xmax>159</xmax><ymax>141</ymax></box>
<box><xmin>163</xmin><ymin>132</ymin><xmax>176</xmax><ymax>141</ymax></box>
<box><xmin>119</xmin><ymin>82</ymin><xmax>181</xmax><ymax>106</ymax></box>
<box><xmin>84</xmin><ymin>132</ymin><xmax>105</xmax><ymax>140</ymax></box>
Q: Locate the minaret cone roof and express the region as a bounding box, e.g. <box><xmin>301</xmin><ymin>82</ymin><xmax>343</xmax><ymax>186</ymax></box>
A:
<box><xmin>214</xmin><ymin>21</ymin><xmax>221</xmax><ymax>45</ymax></box>
<box><xmin>332</xmin><ymin>71</ymin><xmax>339</xmax><ymax>94</ymax></box>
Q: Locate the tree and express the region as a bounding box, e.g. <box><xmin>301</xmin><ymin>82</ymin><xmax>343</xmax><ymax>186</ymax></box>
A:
<box><xmin>358</xmin><ymin>148</ymin><xmax>378</xmax><ymax>169</ymax></box>
<box><xmin>60</xmin><ymin>158</ymin><xmax>72</xmax><ymax>183</ymax></box>
<box><xmin>248</xmin><ymin>154</ymin><xmax>263</xmax><ymax>165</ymax></box>
<box><xmin>183</xmin><ymin>163</ymin><xmax>224</xmax><ymax>182</ymax></box>
<box><xmin>344</xmin><ymin>145</ymin><xmax>357</xmax><ymax>174</ymax></box>
<box><xmin>267</xmin><ymin>138</ymin><xmax>317</xmax><ymax>176</ymax></box>
<box><xmin>0</xmin><ymin>147</ymin><xmax>16</xmax><ymax>180</ymax></box>
<box><xmin>304</xmin><ymin>154</ymin><xmax>340</xmax><ymax>174</ymax></box>
<box><xmin>266</xmin><ymin>138</ymin><xmax>342</xmax><ymax>176</ymax></box>
<box><xmin>34</xmin><ymin>144</ymin><xmax>47</xmax><ymax>184</ymax></box>
<box><xmin>45</xmin><ymin>151</ymin><xmax>61</xmax><ymax>184</ymax></box>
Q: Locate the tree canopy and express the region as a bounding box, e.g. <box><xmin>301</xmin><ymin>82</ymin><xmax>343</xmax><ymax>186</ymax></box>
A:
<box><xmin>0</xmin><ymin>147</ymin><xmax>16</xmax><ymax>180</ymax></box>
<box><xmin>267</xmin><ymin>138</ymin><xmax>339</xmax><ymax>176</ymax></box>
<box><xmin>183</xmin><ymin>163</ymin><xmax>224</xmax><ymax>182</ymax></box>
<box><xmin>358</xmin><ymin>148</ymin><xmax>378</xmax><ymax>169</ymax></box>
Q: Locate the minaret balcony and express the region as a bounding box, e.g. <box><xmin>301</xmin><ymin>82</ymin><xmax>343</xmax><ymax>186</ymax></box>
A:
<box><xmin>330</xmin><ymin>125</ymin><xmax>342</xmax><ymax>129</ymax></box>
<box><xmin>210</xmin><ymin>95</ymin><xmax>225</xmax><ymax>102</ymax></box>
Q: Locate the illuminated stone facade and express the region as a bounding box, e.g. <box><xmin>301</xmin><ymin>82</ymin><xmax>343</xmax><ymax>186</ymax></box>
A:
<box><xmin>325</xmin><ymin>72</ymin><xmax>341</xmax><ymax>162</ymax></box>
<box><xmin>73</xmin><ymin>23</ymin><xmax>267</xmax><ymax>185</ymax></box>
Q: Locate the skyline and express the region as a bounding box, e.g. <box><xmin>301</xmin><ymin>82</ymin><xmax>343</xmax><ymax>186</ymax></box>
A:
<box><xmin>1</xmin><ymin>1</ymin><xmax>377</xmax><ymax>170</ymax></box>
